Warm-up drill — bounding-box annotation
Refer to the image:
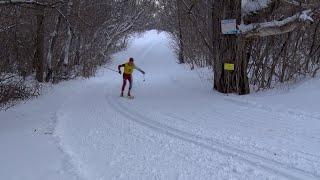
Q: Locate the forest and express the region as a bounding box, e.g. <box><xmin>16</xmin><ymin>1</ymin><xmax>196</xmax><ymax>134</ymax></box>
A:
<box><xmin>0</xmin><ymin>0</ymin><xmax>157</xmax><ymax>108</ymax></box>
<box><xmin>157</xmin><ymin>0</ymin><xmax>320</xmax><ymax>94</ymax></box>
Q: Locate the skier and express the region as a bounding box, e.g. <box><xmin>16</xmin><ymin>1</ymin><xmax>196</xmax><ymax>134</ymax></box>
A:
<box><xmin>118</xmin><ymin>58</ymin><xmax>145</xmax><ymax>97</ymax></box>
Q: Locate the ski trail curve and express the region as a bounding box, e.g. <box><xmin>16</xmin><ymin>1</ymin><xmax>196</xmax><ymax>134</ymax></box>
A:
<box><xmin>107</xmin><ymin>95</ymin><xmax>320</xmax><ymax>180</ymax></box>
<box><xmin>223</xmin><ymin>96</ymin><xmax>320</xmax><ymax>121</ymax></box>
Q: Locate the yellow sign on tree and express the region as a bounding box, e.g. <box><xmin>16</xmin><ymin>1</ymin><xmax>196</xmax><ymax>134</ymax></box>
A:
<box><xmin>224</xmin><ymin>63</ymin><xmax>235</xmax><ymax>71</ymax></box>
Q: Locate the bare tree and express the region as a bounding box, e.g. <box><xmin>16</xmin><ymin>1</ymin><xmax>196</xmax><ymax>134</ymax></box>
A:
<box><xmin>157</xmin><ymin>0</ymin><xmax>320</xmax><ymax>94</ymax></box>
<box><xmin>0</xmin><ymin>0</ymin><xmax>158</xmax><ymax>108</ymax></box>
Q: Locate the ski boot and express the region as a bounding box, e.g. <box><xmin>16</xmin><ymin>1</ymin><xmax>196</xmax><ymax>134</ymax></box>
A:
<box><xmin>127</xmin><ymin>91</ymin><xmax>134</xmax><ymax>99</ymax></box>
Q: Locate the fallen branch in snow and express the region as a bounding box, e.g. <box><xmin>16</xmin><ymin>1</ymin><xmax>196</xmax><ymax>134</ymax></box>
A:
<box><xmin>0</xmin><ymin>74</ymin><xmax>40</xmax><ymax>110</ymax></box>
<box><xmin>312</xmin><ymin>67</ymin><xmax>320</xmax><ymax>78</ymax></box>
<box><xmin>239</xmin><ymin>10</ymin><xmax>314</xmax><ymax>37</ymax></box>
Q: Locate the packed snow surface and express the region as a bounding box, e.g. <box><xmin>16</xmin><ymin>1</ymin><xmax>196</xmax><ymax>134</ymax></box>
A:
<box><xmin>1</xmin><ymin>30</ymin><xmax>320</xmax><ymax>180</ymax></box>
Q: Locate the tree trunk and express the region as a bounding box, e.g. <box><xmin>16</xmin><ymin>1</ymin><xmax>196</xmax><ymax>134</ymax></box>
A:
<box><xmin>177</xmin><ymin>0</ymin><xmax>184</xmax><ymax>64</ymax></box>
<box><xmin>34</xmin><ymin>7</ymin><xmax>45</xmax><ymax>82</ymax></box>
<box><xmin>63</xmin><ymin>26</ymin><xmax>72</xmax><ymax>66</ymax></box>
<box><xmin>74</xmin><ymin>33</ymin><xmax>82</xmax><ymax>66</ymax></box>
<box><xmin>55</xmin><ymin>0</ymin><xmax>72</xmax><ymax>81</ymax></box>
<box><xmin>46</xmin><ymin>15</ymin><xmax>61</xmax><ymax>82</ymax></box>
<box><xmin>212</xmin><ymin>0</ymin><xmax>250</xmax><ymax>95</ymax></box>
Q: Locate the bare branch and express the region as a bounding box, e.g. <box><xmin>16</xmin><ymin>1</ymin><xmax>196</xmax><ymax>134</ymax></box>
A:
<box><xmin>0</xmin><ymin>0</ymin><xmax>47</xmax><ymax>6</ymax></box>
<box><xmin>0</xmin><ymin>23</ymin><xmax>25</xmax><ymax>32</ymax></box>
<box><xmin>240</xmin><ymin>10</ymin><xmax>313</xmax><ymax>37</ymax></box>
<box><xmin>0</xmin><ymin>0</ymin><xmax>65</xmax><ymax>8</ymax></box>
<box><xmin>281</xmin><ymin>0</ymin><xmax>320</xmax><ymax>8</ymax></box>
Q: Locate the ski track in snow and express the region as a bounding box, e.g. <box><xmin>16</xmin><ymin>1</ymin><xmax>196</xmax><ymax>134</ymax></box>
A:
<box><xmin>106</xmin><ymin>94</ymin><xmax>319</xmax><ymax>180</ymax></box>
<box><xmin>2</xmin><ymin>30</ymin><xmax>320</xmax><ymax>180</ymax></box>
<box><xmin>54</xmin><ymin>31</ymin><xmax>320</xmax><ymax>180</ymax></box>
<box><xmin>223</xmin><ymin>97</ymin><xmax>320</xmax><ymax>123</ymax></box>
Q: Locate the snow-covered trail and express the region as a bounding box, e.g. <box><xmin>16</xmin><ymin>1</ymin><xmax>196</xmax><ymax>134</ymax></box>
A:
<box><xmin>54</xmin><ymin>31</ymin><xmax>320</xmax><ymax>180</ymax></box>
<box><xmin>1</xmin><ymin>30</ymin><xmax>320</xmax><ymax>180</ymax></box>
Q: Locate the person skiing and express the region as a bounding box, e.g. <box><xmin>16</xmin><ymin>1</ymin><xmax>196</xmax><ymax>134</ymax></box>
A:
<box><xmin>118</xmin><ymin>58</ymin><xmax>145</xmax><ymax>97</ymax></box>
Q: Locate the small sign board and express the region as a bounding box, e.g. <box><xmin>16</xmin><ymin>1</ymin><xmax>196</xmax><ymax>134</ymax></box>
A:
<box><xmin>224</xmin><ymin>63</ymin><xmax>235</xmax><ymax>71</ymax></box>
<box><xmin>221</xmin><ymin>19</ymin><xmax>238</xmax><ymax>35</ymax></box>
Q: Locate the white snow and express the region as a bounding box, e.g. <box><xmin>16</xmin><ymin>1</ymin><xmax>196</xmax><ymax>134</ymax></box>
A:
<box><xmin>242</xmin><ymin>0</ymin><xmax>272</xmax><ymax>15</ymax></box>
<box><xmin>1</xmin><ymin>30</ymin><xmax>320</xmax><ymax>180</ymax></box>
<box><xmin>299</xmin><ymin>10</ymin><xmax>314</xmax><ymax>22</ymax></box>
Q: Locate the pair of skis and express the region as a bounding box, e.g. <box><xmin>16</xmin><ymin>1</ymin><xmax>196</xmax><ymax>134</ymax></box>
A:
<box><xmin>120</xmin><ymin>95</ymin><xmax>134</xmax><ymax>100</ymax></box>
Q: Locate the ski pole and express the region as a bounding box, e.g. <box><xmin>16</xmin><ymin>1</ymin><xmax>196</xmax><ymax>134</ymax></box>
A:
<box><xmin>106</xmin><ymin>67</ymin><xmax>119</xmax><ymax>73</ymax></box>
<box><xmin>143</xmin><ymin>74</ymin><xmax>145</xmax><ymax>82</ymax></box>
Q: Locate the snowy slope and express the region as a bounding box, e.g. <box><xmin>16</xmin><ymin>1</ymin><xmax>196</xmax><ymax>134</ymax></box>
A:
<box><xmin>1</xmin><ymin>30</ymin><xmax>320</xmax><ymax>180</ymax></box>
<box><xmin>0</xmin><ymin>81</ymin><xmax>84</xmax><ymax>180</ymax></box>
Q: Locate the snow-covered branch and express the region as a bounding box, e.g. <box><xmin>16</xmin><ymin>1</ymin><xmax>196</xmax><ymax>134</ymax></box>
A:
<box><xmin>0</xmin><ymin>23</ymin><xmax>23</xmax><ymax>32</ymax></box>
<box><xmin>239</xmin><ymin>10</ymin><xmax>314</xmax><ymax>37</ymax></box>
<box><xmin>281</xmin><ymin>0</ymin><xmax>320</xmax><ymax>8</ymax></box>
<box><xmin>242</xmin><ymin>0</ymin><xmax>320</xmax><ymax>16</ymax></box>
<box><xmin>0</xmin><ymin>0</ymin><xmax>47</xmax><ymax>6</ymax></box>
<box><xmin>242</xmin><ymin>0</ymin><xmax>272</xmax><ymax>15</ymax></box>
<box><xmin>282</xmin><ymin>0</ymin><xmax>306</xmax><ymax>6</ymax></box>
<box><xmin>0</xmin><ymin>0</ymin><xmax>65</xmax><ymax>7</ymax></box>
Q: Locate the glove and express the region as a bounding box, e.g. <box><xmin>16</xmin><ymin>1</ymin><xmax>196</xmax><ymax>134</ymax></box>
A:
<box><xmin>118</xmin><ymin>70</ymin><xmax>122</xmax><ymax>74</ymax></box>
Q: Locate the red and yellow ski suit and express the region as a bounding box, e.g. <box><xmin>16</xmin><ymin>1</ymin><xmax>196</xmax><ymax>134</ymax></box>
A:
<box><xmin>118</xmin><ymin>62</ymin><xmax>144</xmax><ymax>95</ymax></box>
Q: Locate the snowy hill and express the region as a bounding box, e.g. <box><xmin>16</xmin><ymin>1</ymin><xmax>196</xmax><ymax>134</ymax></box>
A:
<box><xmin>1</xmin><ymin>30</ymin><xmax>319</xmax><ymax>180</ymax></box>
